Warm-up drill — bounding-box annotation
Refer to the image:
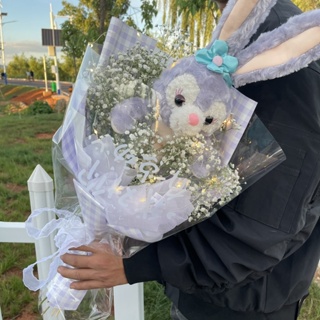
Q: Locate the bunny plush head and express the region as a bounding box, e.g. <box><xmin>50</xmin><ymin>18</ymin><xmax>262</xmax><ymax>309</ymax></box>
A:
<box><xmin>152</xmin><ymin>56</ymin><xmax>232</xmax><ymax>137</ymax></box>
<box><xmin>111</xmin><ymin>0</ymin><xmax>320</xmax><ymax>138</ymax></box>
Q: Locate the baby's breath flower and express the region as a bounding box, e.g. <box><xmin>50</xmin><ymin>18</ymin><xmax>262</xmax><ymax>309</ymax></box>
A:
<box><xmin>85</xmin><ymin>39</ymin><xmax>241</xmax><ymax>223</ymax></box>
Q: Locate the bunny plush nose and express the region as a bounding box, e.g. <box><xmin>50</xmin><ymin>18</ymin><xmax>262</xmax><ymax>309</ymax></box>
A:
<box><xmin>188</xmin><ymin>113</ymin><xmax>200</xmax><ymax>126</ymax></box>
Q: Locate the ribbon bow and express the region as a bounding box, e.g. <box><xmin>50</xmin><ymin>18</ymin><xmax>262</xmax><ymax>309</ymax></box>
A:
<box><xmin>195</xmin><ymin>40</ymin><xmax>238</xmax><ymax>87</ymax></box>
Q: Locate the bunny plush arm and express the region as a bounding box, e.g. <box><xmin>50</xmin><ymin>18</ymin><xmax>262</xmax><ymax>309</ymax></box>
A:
<box><xmin>110</xmin><ymin>97</ymin><xmax>149</xmax><ymax>134</ymax></box>
<box><xmin>110</xmin><ymin>80</ymin><xmax>158</xmax><ymax>134</ymax></box>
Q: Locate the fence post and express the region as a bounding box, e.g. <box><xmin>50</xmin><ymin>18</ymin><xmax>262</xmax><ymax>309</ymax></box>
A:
<box><xmin>1</xmin><ymin>164</ymin><xmax>145</xmax><ymax>320</ymax></box>
<box><xmin>27</xmin><ymin>164</ymin><xmax>64</xmax><ymax>320</ymax></box>
<box><xmin>114</xmin><ymin>283</ymin><xmax>144</xmax><ymax>320</ymax></box>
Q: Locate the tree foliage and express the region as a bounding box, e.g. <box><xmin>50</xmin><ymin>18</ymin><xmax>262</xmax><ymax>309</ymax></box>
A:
<box><xmin>293</xmin><ymin>0</ymin><xmax>320</xmax><ymax>10</ymax></box>
<box><xmin>140</xmin><ymin>0</ymin><xmax>158</xmax><ymax>31</ymax></box>
<box><xmin>157</xmin><ymin>0</ymin><xmax>219</xmax><ymax>47</ymax></box>
<box><xmin>58</xmin><ymin>0</ymin><xmax>131</xmax><ymax>46</ymax></box>
<box><xmin>60</xmin><ymin>20</ymin><xmax>88</xmax><ymax>80</ymax></box>
<box><xmin>58</xmin><ymin>0</ymin><xmax>158</xmax><ymax>71</ymax></box>
<box><xmin>6</xmin><ymin>55</ymin><xmax>55</xmax><ymax>80</ymax></box>
<box><xmin>6</xmin><ymin>54</ymin><xmax>29</xmax><ymax>79</ymax></box>
<box><xmin>5</xmin><ymin>54</ymin><xmax>76</xmax><ymax>82</ymax></box>
<box><xmin>59</xmin><ymin>54</ymin><xmax>81</xmax><ymax>82</ymax></box>
<box><xmin>59</xmin><ymin>0</ymin><xmax>157</xmax><ymax>42</ymax></box>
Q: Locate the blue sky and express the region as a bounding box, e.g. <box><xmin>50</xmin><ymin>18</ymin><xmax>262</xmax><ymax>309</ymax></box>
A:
<box><xmin>1</xmin><ymin>0</ymin><xmax>149</xmax><ymax>64</ymax></box>
<box><xmin>2</xmin><ymin>0</ymin><xmax>77</xmax><ymax>63</ymax></box>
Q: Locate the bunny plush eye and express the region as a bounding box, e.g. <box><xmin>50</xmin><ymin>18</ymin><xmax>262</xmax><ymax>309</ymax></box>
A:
<box><xmin>175</xmin><ymin>94</ymin><xmax>185</xmax><ymax>107</ymax></box>
<box><xmin>204</xmin><ymin>116</ymin><xmax>214</xmax><ymax>125</ymax></box>
<box><xmin>166</xmin><ymin>74</ymin><xmax>199</xmax><ymax>108</ymax></box>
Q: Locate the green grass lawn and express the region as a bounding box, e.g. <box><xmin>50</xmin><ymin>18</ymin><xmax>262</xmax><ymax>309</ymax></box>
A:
<box><xmin>0</xmin><ymin>90</ymin><xmax>318</xmax><ymax>319</ymax></box>
<box><xmin>300</xmin><ymin>282</ymin><xmax>320</xmax><ymax>320</ymax></box>
<box><xmin>0</xmin><ymin>85</ymin><xmax>39</xmax><ymax>101</ymax></box>
<box><xmin>0</xmin><ymin>104</ymin><xmax>171</xmax><ymax>319</ymax></box>
<box><xmin>0</xmin><ymin>111</ymin><xmax>64</xmax><ymax>319</ymax></box>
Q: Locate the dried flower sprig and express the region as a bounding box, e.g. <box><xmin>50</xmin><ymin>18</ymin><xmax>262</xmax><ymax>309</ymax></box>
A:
<box><xmin>85</xmin><ymin>37</ymin><xmax>241</xmax><ymax>221</ymax></box>
<box><xmin>115</xmin><ymin>119</ymin><xmax>241</xmax><ymax>220</ymax></box>
<box><xmin>86</xmin><ymin>44</ymin><xmax>170</xmax><ymax>136</ymax></box>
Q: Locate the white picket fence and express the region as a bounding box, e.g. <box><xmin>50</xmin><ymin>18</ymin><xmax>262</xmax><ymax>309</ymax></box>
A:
<box><xmin>0</xmin><ymin>164</ymin><xmax>144</xmax><ymax>320</ymax></box>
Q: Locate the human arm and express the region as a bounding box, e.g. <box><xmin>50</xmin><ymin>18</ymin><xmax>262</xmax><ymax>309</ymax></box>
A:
<box><xmin>57</xmin><ymin>64</ymin><xmax>320</xmax><ymax>294</ymax></box>
<box><xmin>57</xmin><ymin>243</ymin><xmax>127</xmax><ymax>290</ymax></box>
<box><xmin>124</xmin><ymin>62</ymin><xmax>320</xmax><ymax>295</ymax></box>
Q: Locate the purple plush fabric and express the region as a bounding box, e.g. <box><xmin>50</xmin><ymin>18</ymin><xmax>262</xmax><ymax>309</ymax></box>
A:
<box><xmin>211</xmin><ymin>0</ymin><xmax>278</xmax><ymax>55</ymax></box>
<box><xmin>111</xmin><ymin>97</ymin><xmax>149</xmax><ymax>133</ymax></box>
<box><xmin>233</xmin><ymin>10</ymin><xmax>320</xmax><ymax>87</ymax></box>
<box><xmin>153</xmin><ymin>57</ymin><xmax>230</xmax><ymax>127</ymax></box>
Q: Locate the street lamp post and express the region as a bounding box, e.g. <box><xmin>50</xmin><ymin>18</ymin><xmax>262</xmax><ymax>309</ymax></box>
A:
<box><xmin>50</xmin><ymin>4</ymin><xmax>61</xmax><ymax>94</ymax></box>
<box><xmin>0</xmin><ymin>11</ymin><xmax>7</xmax><ymax>84</ymax></box>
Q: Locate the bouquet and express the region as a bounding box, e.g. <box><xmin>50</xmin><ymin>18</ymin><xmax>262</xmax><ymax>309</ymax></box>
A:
<box><xmin>22</xmin><ymin>15</ymin><xmax>287</xmax><ymax>319</ymax></box>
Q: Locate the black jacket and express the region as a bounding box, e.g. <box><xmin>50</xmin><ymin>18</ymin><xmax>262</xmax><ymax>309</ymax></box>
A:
<box><xmin>124</xmin><ymin>0</ymin><xmax>320</xmax><ymax>317</ymax></box>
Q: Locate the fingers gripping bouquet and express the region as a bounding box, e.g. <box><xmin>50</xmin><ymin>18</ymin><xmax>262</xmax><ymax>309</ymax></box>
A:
<box><xmin>23</xmin><ymin>0</ymin><xmax>320</xmax><ymax>317</ymax></box>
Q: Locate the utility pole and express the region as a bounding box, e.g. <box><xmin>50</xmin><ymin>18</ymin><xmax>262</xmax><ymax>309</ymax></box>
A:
<box><xmin>0</xmin><ymin>1</ymin><xmax>7</xmax><ymax>85</ymax></box>
<box><xmin>43</xmin><ymin>55</ymin><xmax>48</xmax><ymax>92</ymax></box>
<box><xmin>50</xmin><ymin>3</ymin><xmax>61</xmax><ymax>94</ymax></box>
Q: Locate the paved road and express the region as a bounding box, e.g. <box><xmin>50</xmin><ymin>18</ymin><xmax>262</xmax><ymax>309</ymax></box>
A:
<box><xmin>2</xmin><ymin>78</ymin><xmax>73</xmax><ymax>95</ymax></box>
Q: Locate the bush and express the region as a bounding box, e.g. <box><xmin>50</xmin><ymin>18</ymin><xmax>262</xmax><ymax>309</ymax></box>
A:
<box><xmin>2</xmin><ymin>102</ymin><xmax>28</xmax><ymax>115</ymax></box>
<box><xmin>27</xmin><ymin>101</ymin><xmax>53</xmax><ymax>115</ymax></box>
<box><xmin>54</xmin><ymin>99</ymin><xmax>67</xmax><ymax>113</ymax></box>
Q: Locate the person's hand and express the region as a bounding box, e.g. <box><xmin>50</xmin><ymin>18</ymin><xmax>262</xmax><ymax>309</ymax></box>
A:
<box><xmin>57</xmin><ymin>242</ymin><xmax>128</xmax><ymax>290</ymax></box>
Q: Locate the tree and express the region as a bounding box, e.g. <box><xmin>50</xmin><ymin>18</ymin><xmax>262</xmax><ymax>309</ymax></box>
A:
<box><xmin>140</xmin><ymin>0</ymin><xmax>158</xmax><ymax>31</ymax></box>
<box><xmin>59</xmin><ymin>54</ymin><xmax>81</xmax><ymax>82</ymax></box>
<box><xmin>58</xmin><ymin>0</ymin><xmax>158</xmax><ymax>71</ymax></box>
<box><xmin>157</xmin><ymin>0</ymin><xmax>219</xmax><ymax>48</ymax></box>
<box><xmin>6</xmin><ymin>54</ymin><xmax>29</xmax><ymax>79</ymax></box>
<box><xmin>6</xmin><ymin>54</ymin><xmax>55</xmax><ymax>80</ymax></box>
<box><xmin>61</xmin><ymin>20</ymin><xmax>87</xmax><ymax>80</ymax></box>
<box><xmin>59</xmin><ymin>0</ymin><xmax>157</xmax><ymax>43</ymax></box>
<box><xmin>28</xmin><ymin>56</ymin><xmax>48</xmax><ymax>81</ymax></box>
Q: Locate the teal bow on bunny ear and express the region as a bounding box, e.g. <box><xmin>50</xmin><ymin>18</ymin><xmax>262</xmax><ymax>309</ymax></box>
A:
<box><xmin>195</xmin><ymin>40</ymin><xmax>238</xmax><ymax>87</ymax></box>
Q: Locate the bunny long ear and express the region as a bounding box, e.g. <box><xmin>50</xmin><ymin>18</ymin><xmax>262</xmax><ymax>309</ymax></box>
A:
<box><xmin>233</xmin><ymin>10</ymin><xmax>320</xmax><ymax>88</ymax></box>
<box><xmin>211</xmin><ymin>0</ymin><xmax>278</xmax><ymax>55</ymax></box>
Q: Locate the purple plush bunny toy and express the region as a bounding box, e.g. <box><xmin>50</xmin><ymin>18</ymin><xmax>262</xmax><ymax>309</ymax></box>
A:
<box><xmin>111</xmin><ymin>0</ymin><xmax>320</xmax><ymax>156</ymax></box>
